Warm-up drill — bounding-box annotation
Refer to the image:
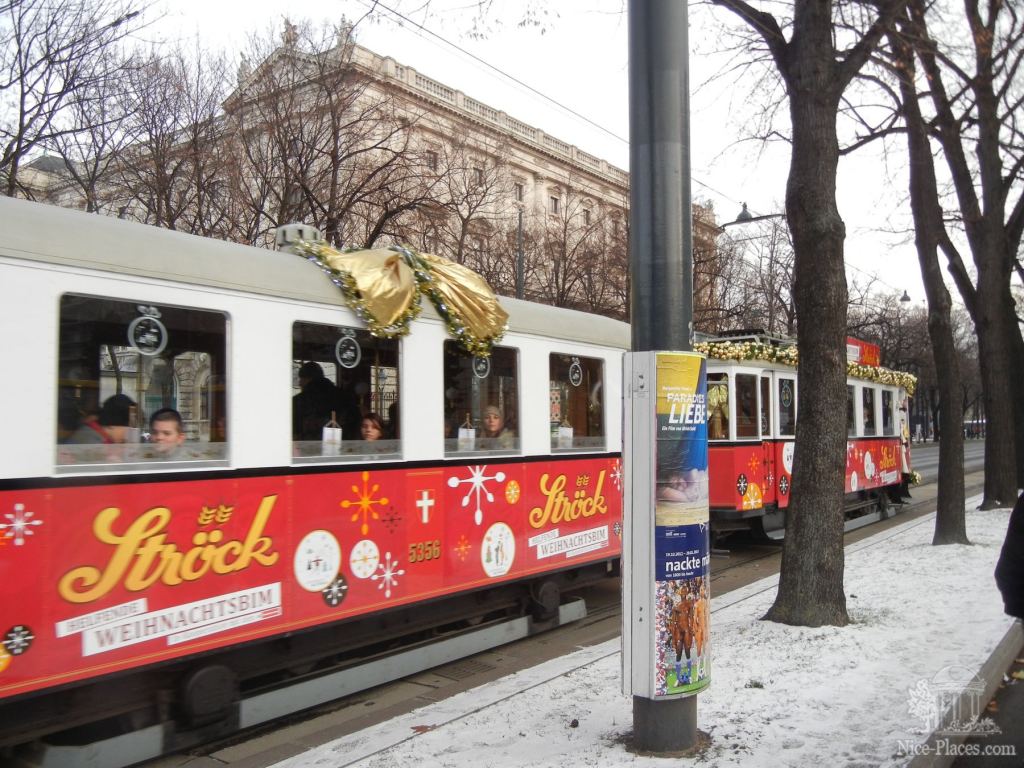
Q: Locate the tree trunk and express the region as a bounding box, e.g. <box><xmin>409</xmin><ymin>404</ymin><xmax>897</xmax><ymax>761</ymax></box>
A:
<box><xmin>975</xmin><ymin>268</ymin><xmax>1018</xmax><ymax>508</ymax></box>
<box><xmin>888</xmin><ymin>21</ymin><xmax>968</xmax><ymax>544</ymax></box>
<box><xmin>763</xmin><ymin>16</ymin><xmax>849</xmax><ymax>627</ymax></box>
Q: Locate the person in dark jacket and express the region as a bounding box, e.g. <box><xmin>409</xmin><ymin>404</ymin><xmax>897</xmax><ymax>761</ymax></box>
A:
<box><xmin>292</xmin><ymin>362</ymin><xmax>360</xmax><ymax>441</ymax></box>
<box><xmin>995</xmin><ymin>492</ymin><xmax>1024</xmax><ymax>620</ymax></box>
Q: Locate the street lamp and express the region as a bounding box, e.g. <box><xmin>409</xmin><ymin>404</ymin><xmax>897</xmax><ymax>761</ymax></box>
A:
<box><xmin>720</xmin><ymin>202</ymin><xmax>787</xmax><ymax>229</ymax></box>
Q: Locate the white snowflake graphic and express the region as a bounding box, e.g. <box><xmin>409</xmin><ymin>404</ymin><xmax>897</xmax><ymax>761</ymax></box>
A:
<box><xmin>447</xmin><ymin>465</ymin><xmax>507</xmax><ymax>525</ymax></box>
<box><xmin>610</xmin><ymin>460</ymin><xmax>623</xmax><ymax>490</ymax></box>
<box><xmin>4</xmin><ymin>625</ymin><xmax>34</xmax><ymax>655</ymax></box>
<box><xmin>1</xmin><ymin>504</ymin><xmax>43</xmax><ymax>547</ymax></box>
<box><xmin>370</xmin><ymin>551</ymin><xmax>406</xmax><ymax>598</ymax></box>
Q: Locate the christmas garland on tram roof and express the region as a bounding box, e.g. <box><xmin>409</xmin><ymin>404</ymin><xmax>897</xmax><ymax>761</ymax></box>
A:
<box><xmin>695</xmin><ymin>340</ymin><xmax>917</xmax><ymax>396</ymax></box>
<box><xmin>292</xmin><ymin>239</ymin><xmax>508</xmax><ymax>357</ymax></box>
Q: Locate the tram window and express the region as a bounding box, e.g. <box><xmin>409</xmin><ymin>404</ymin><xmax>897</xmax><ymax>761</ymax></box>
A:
<box><xmin>292</xmin><ymin>322</ymin><xmax>400</xmax><ymax>462</ymax></box>
<box><xmin>549</xmin><ymin>354</ymin><xmax>605</xmax><ymax>451</ymax></box>
<box><xmin>882</xmin><ymin>390</ymin><xmax>895</xmax><ymax>436</ymax></box>
<box><xmin>708</xmin><ymin>373</ymin><xmax>729</xmax><ymax>440</ymax></box>
<box><xmin>56</xmin><ymin>294</ymin><xmax>227</xmax><ymax>468</ymax></box>
<box><xmin>444</xmin><ymin>342</ymin><xmax>519</xmax><ymax>455</ymax></box>
<box><xmin>847</xmin><ymin>386</ymin><xmax>856</xmax><ymax>436</ymax></box>
<box><xmin>760</xmin><ymin>376</ymin><xmax>771</xmax><ymax>436</ymax></box>
<box><xmin>862</xmin><ymin>387</ymin><xmax>877</xmax><ymax>436</ymax></box>
<box><xmin>736</xmin><ymin>373</ymin><xmax>758</xmax><ymax>439</ymax></box>
<box><xmin>778</xmin><ymin>377</ymin><xmax>796</xmax><ymax>437</ymax></box>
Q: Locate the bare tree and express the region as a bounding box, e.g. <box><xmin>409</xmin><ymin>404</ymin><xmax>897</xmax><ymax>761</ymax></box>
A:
<box><xmin>115</xmin><ymin>45</ymin><xmax>232</xmax><ymax>234</ymax></box>
<box><xmin>711</xmin><ymin>0</ymin><xmax>908</xmax><ymax>627</ymax></box>
<box><xmin>0</xmin><ymin>0</ymin><xmax>145</xmax><ymax>197</ymax></box>
<box><xmin>535</xmin><ymin>177</ymin><xmax>602</xmax><ymax>309</ymax></box>
<box><xmin>226</xmin><ymin>21</ymin><xmax>427</xmax><ymax>249</ymax></box>
<box><xmin>46</xmin><ymin>65</ymin><xmax>133</xmax><ymax>213</ymax></box>
<box><xmin>903</xmin><ymin>0</ymin><xmax>1024</xmax><ymax>503</ymax></box>
<box><xmin>713</xmin><ymin>216</ymin><xmax>797</xmax><ymax>335</ymax></box>
<box><xmin>429</xmin><ymin>136</ymin><xmax>513</xmax><ymax>264</ymax></box>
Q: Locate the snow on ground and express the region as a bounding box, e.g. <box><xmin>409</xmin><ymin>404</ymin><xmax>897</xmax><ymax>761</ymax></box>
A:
<box><xmin>274</xmin><ymin>498</ymin><xmax>1016</xmax><ymax>768</ymax></box>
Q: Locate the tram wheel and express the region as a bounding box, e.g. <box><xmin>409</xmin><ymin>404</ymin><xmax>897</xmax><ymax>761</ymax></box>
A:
<box><xmin>754</xmin><ymin>508</ymin><xmax>786</xmax><ymax>541</ymax></box>
<box><xmin>530</xmin><ymin>580</ymin><xmax>561</xmax><ymax>621</ymax></box>
<box><xmin>179</xmin><ymin>665</ymin><xmax>238</xmax><ymax>727</ymax></box>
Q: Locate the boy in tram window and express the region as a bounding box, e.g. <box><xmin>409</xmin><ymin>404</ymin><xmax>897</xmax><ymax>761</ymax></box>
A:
<box><xmin>149</xmin><ymin>408</ymin><xmax>186</xmax><ymax>458</ymax></box>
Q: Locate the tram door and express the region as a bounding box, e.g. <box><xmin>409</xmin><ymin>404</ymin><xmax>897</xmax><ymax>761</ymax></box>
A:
<box><xmin>759</xmin><ymin>374</ymin><xmax>777</xmax><ymax>508</ymax></box>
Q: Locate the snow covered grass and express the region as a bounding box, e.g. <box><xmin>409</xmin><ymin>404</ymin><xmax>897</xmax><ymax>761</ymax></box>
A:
<box><xmin>275</xmin><ymin>501</ymin><xmax>1016</xmax><ymax>768</ymax></box>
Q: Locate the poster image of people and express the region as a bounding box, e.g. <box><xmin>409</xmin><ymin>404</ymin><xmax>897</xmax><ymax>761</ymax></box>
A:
<box><xmin>652</xmin><ymin>353</ymin><xmax>710</xmax><ymax>697</ymax></box>
<box><xmin>656</xmin><ymin>575</ymin><xmax>710</xmax><ymax>694</ymax></box>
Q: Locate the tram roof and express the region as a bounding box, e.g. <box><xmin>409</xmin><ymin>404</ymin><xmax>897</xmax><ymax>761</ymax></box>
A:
<box><xmin>0</xmin><ymin>196</ymin><xmax>630</xmax><ymax>349</ymax></box>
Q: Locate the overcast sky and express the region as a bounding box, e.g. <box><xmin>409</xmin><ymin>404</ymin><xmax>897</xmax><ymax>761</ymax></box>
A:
<box><xmin>152</xmin><ymin>0</ymin><xmax>927</xmax><ymax>308</ymax></box>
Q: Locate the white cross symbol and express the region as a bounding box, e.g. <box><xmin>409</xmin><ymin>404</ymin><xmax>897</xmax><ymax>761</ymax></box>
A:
<box><xmin>416</xmin><ymin>490</ymin><xmax>435</xmax><ymax>524</ymax></box>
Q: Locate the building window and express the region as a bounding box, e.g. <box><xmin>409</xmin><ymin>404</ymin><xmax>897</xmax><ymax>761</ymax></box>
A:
<box><xmin>514</xmin><ymin>182</ymin><xmax>524</xmax><ymax>202</ymax></box>
<box><xmin>549</xmin><ymin>196</ymin><xmax>560</xmax><ymax>215</ymax></box>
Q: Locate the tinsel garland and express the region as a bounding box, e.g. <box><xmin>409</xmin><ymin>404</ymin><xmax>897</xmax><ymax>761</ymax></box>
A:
<box><xmin>695</xmin><ymin>340</ymin><xmax>918</xmax><ymax>396</ymax></box>
<box><xmin>293</xmin><ymin>240</ymin><xmax>506</xmax><ymax>356</ymax></box>
<box><xmin>392</xmin><ymin>246</ymin><xmax>506</xmax><ymax>357</ymax></box>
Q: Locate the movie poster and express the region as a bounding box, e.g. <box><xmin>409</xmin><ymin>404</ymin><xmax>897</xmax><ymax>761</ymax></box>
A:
<box><xmin>653</xmin><ymin>352</ymin><xmax>711</xmax><ymax>697</ymax></box>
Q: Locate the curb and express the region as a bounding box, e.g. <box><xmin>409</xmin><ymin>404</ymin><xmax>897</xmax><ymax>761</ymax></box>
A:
<box><xmin>908</xmin><ymin>620</ymin><xmax>1024</xmax><ymax>768</ymax></box>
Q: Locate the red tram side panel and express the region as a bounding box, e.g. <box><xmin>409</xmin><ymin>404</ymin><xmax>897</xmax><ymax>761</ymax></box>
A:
<box><xmin>0</xmin><ymin>456</ymin><xmax>623</xmax><ymax>700</ymax></box>
<box><xmin>709</xmin><ymin>436</ymin><xmax>906</xmax><ymax>518</ymax></box>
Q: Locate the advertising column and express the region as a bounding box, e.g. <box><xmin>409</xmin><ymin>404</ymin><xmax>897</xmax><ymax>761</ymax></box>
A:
<box><xmin>623</xmin><ymin>351</ymin><xmax>710</xmax><ymax>699</ymax></box>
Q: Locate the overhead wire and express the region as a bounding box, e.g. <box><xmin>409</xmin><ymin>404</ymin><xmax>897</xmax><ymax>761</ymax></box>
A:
<box><xmin>356</xmin><ymin>0</ymin><xmax>741</xmax><ymax>206</ymax></box>
<box><xmin>356</xmin><ymin>2</ymin><xmax>913</xmax><ymax>297</ymax></box>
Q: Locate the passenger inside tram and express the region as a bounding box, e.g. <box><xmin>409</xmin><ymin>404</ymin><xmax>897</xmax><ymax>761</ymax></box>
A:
<box><xmin>360</xmin><ymin>413</ymin><xmax>385</xmax><ymax>441</ymax></box>
<box><xmin>482</xmin><ymin>405</ymin><xmax>515</xmax><ymax>448</ymax></box>
<box><xmin>66</xmin><ymin>394</ymin><xmax>136</xmax><ymax>445</ymax></box>
<box><xmin>149</xmin><ymin>408</ymin><xmax>187</xmax><ymax>458</ymax></box>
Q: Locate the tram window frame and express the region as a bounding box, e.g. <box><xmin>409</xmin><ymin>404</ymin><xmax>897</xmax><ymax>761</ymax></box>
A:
<box><xmin>777</xmin><ymin>376</ymin><xmax>796</xmax><ymax>438</ymax></box>
<box><xmin>759</xmin><ymin>375</ymin><xmax>772</xmax><ymax>438</ymax></box>
<box><xmin>443</xmin><ymin>342</ymin><xmax>520</xmax><ymax>456</ymax></box>
<box><xmin>707</xmin><ymin>372</ymin><xmax>729</xmax><ymax>441</ymax></box>
<box><xmin>549</xmin><ymin>353</ymin><xmax>605</xmax><ymax>452</ymax></box>
<box><xmin>881</xmin><ymin>389</ymin><xmax>896</xmax><ymax>436</ymax></box>
<box><xmin>735</xmin><ymin>373</ymin><xmax>759</xmax><ymax>440</ymax></box>
<box><xmin>55</xmin><ymin>293</ymin><xmax>228</xmax><ymax>471</ymax></box>
<box><xmin>862</xmin><ymin>386</ymin><xmax>877</xmax><ymax>436</ymax></box>
<box><xmin>291</xmin><ymin>322</ymin><xmax>401</xmax><ymax>463</ymax></box>
<box><xmin>847</xmin><ymin>385</ymin><xmax>856</xmax><ymax>437</ymax></box>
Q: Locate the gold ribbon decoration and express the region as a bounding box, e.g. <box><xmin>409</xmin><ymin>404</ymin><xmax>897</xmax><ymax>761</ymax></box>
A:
<box><xmin>293</xmin><ymin>240</ymin><xmax>508</xmax><ymax>356</ymax></box>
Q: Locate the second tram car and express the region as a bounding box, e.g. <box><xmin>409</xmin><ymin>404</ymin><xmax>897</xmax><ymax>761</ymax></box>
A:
<box><xmin>698</xmin><ymin>333</ymin><xmax>914</xmax><ymax>539</ymax></box>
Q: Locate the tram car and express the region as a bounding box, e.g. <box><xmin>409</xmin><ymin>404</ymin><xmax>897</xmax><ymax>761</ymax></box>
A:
<box><xmin>697</xmin><ymin>333</ymin><xmax>915</xmax><ymax>539</ymax></box>
<box><xmin>0</xmin><ymin>197</ymin><xmax>627</xmax><ymax>758</ymax></box>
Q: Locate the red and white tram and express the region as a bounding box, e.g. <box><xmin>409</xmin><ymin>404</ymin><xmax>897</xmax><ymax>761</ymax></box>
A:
<box><xmin>698</xmin><ymin>333</ymin><xmax>915</xmax><ymax>539</ymax></box>
<box><xmin>0</xmin><ymin>197</ymin><xmax>627</xmax><ymax>755</ymax></box>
